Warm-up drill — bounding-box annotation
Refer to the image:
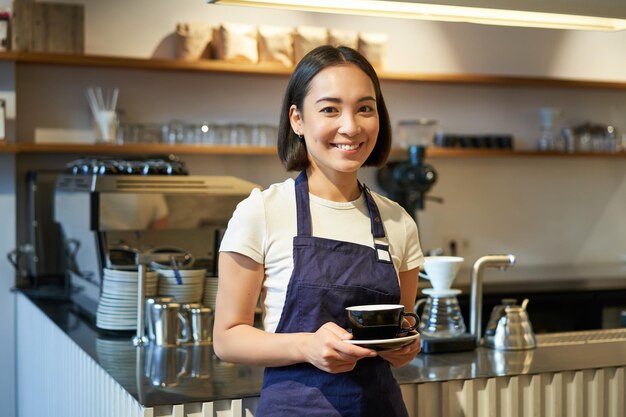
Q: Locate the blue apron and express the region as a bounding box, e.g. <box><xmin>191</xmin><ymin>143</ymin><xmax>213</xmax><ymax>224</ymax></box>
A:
<box><xmin>256</xmin><ymin>171</ymin><xmax>409</xmax><ymax>417</ymax></box>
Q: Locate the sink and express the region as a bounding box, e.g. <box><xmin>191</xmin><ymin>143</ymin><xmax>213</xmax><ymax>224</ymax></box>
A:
<box><xmin>536</xmin><ymin>328</ymin><xmax>626</xmax><ymax>347</ymax></box>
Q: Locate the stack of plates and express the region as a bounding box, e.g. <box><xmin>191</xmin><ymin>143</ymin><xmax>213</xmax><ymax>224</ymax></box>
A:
<box><xmin>202</xmin><ymin>276</ymin><xmax>219</xmax><ymax>309</ymax></box>
<box><xmin>157</xmin><ymin>268</ymin><xmax>206</xmax><ymax>304</ymax></box>
<box><xmin>211</xmin><ymin>357</ymin><xmax>239</xmax><ymax>383</ymax></box>
<box><xmin>96</xmin><ymin>337</ymin><xmax>137</xmax><ymax>390</ymax></box>
<box><xmin>96</xmin><ymin>268</ymin><xmax>158</xmax><ymax>331</ymax></box>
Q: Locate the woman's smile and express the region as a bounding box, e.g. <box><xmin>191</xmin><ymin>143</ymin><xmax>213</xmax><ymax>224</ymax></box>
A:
<box><xmin>331</xmin><ymin>142</ymin><xmax>364</xmax><ymax>152</ymax></box>
<box><xmin>289</xmin><ymin>63</ymin><xmax>379</xmax><ymax>180</ymax></box>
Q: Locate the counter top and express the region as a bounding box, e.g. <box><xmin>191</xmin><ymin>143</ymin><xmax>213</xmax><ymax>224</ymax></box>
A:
<box><xmin>442</xmin><ymin>262</ymin><xmax>626</xmax><ymax>294</ymax></box>
<box><xmin>25</xmin><ymin>292</ymin><xmax>626</xmax><ymax>408</ymax></box>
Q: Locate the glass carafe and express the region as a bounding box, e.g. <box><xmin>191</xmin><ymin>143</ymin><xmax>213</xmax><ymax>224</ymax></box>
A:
<box><xmin>415</xmin><ymin>289</ymin><xmax>466</xmax><ymax>338</ymax></box>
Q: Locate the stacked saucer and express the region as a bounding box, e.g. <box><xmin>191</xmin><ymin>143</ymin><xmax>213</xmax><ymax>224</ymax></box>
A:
<box><xmin>202</xmin><ymin>276</ymin><xmax>219</xmax><ymax>309</ymax></box>
<box><xmin>96</xmin><ymin>268</ymin><xmax>158</xmax><ymax>331</ymax></box>
<box><xmin>211</xmin><ymin>357</ymin><xmax>239</xmax><ymax>383</ymax></box>
<box><xmin>157</xmin><ymin>268</ymin><xmax>206</xmax><ymax>304</ymax></box>
<box><xmin>96</xmin><ymin>337</ymin><xmax>136</xmax><ymax>388</ymax></box>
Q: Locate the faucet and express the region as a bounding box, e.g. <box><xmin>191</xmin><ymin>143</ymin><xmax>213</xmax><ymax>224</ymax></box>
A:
<box><xmin>470</xmin><ymin>254</ymin><xmax>516</xmax><ymax>345</ymax></box>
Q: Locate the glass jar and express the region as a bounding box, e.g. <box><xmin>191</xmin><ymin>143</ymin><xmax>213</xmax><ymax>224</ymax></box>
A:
<box><xmin>396</xmin><ymin>119</ymin><xmax>439</xmax><ymax>149</ymax></box>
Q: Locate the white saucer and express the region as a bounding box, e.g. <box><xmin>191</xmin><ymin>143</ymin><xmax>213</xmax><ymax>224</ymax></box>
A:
<box><xmin>344</xmin><ymin>332</ymin><xmax>419</xmax><ymax>351</ymax></box>
<box><xmin>422</xmin><ymin>288</ymin><xmax>462</xmax><ymax>297</ymax></box>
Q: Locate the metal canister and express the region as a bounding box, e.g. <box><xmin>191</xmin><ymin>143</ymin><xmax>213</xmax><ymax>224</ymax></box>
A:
<box><xmin>188</xmin><ymin>305</ymin><xmax>214</xmax><ymax>345</ymax></box>
<box><xmin>145</xmin><ymin>296</ymin><xmax>175</xmax><ymax>342</ymax></box>
<box><xmin>151</xmin><ymin>302</ymin><xmax>184</xmax><ymax>347</ymax></box>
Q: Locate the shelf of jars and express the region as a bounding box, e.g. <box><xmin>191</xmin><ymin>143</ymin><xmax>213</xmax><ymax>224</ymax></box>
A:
<box><xmin>2</xmin><ymin>142</ymin><xmax>626</xmax><ymax>158</ymax></box>
<box><xmin>1</xmin><ymin>51</ymin><xmax>626</xmax><ymax>89</ymax></box>
<box><xmin>0</xmin><ymin>142</ymin><xmax>276</xmax><ymax>155</ymax></box>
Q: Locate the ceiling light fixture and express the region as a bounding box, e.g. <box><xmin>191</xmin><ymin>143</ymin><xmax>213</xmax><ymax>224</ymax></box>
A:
<box><xmin>206</xmin><ymin>0</ymin><xmax>626</xmax><ymax>31</ymax></box>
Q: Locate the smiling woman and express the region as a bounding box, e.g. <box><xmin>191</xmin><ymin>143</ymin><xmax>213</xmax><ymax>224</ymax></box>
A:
<box><xmin>288</xmin><ymin>64</ymin><xmax>380</xmax><ymax>197</ymax></box>
<box><xmin>277</xmin><ymin>46</ymin><xmax>392</xmax><ymax>172</ymax></box>
<box><xmin>214</xmin><ymin>45</ymin><xmax>424</xmax><ymax>417</ymax></box>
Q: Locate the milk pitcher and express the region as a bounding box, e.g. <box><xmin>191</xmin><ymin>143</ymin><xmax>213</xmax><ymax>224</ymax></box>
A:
<box><xmin>145</xmin><ymin>296</ymin><xmax>175</xmax><ymax>342</ymax></box>
<box><xmin>144</xmin><ymin>343</ymin><xmax>188</xmax><ymax>388</ymax></box>
<box><xmin>181</xmin><ymin>303</ymin><xmax>214</xmax><ymax>345</ymax></box>
<box><xmin>151</xmin><ymin>302</ymin><xmax>189</xmax><ymax>346</ymax></box>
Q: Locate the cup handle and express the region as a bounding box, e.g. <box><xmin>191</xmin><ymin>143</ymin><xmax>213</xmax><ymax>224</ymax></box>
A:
<box><xmin>178</xmin><ymin>311</ymin><xmax>191</xmax><ymax>344</ymax></box>
<box><xmin>176</xmin><ymin>346</ymin><xmax>190</xmax><ymax>379</ymax></box>
<box><xmin>399</xmin><ymin>311</ymin><xmax>419</xmax><ymax>333</ymax></box>
<box><xmin>6</xmin><ymin>249</ymin><xmax>21</xmax><ymax>271</ymax></box>
<box><xmin>414</xmin><ymin>298</ymin><xmax>426</xmax><ymax>314</ymax></box>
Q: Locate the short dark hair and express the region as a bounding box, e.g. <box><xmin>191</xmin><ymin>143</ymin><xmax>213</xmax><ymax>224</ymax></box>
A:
<box><xmin>277</xmin><ymin>45</ymin><xmax>392</xmax><ymax>172</ymax></box>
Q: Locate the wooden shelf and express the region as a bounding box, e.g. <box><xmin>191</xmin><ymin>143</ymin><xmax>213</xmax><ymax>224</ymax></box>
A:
<box><xmin>2</xmin><ymin>142</ymin><xmax>625</xmax><ymax>158</ymax></box>
<box><xmin>0</xmin><ymin>142</ymin><xmax>277</xmax><ymax>155</ymax></box>
<box><xmin>424</xmin><ymin>148</ymin><xmax>626</xmax><ymax>158</ymax></box>
<box><xmin>0</xmin><ymin>143</ymin><xmax>19</xmax><ymax>153</ymax></box>
<box><xmin>2</xmin><ymin>51</ymin><xmax>626</xmax><ymax>89</ymax></box>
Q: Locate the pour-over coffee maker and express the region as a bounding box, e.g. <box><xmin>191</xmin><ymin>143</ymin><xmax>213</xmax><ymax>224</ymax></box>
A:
<box><xmin>416</xmin><ymin>254</ymin><xmax>517</xmax><ymax>353</ymax></box>
<box><xmin>416</xmin><ymin>256</ymin><xmax>476</xmax><ymax>353</ymax></box>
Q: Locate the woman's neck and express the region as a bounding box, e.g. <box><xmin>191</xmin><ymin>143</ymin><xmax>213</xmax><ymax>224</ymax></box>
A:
<box><xmin>306</xmin><ymin>167</ymin><xmax>361</xmax><ymax>202</ymax></box>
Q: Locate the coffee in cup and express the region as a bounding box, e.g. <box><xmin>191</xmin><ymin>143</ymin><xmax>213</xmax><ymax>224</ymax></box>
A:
<box><xmin>346</xmin><ymin>304</ymin><xmax>419</xmax><ymax>340</ymax></box>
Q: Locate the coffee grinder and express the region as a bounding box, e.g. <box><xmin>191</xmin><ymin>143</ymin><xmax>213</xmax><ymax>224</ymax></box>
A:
<box><xmin>376</xmin><ymin>145</ymin><xmax>438</xmax><ymax>215</ymax></box>
<box><xmin>377</xmin><ymin>119</ymin><xmax>442</xmax><ymax>216</ymax></box>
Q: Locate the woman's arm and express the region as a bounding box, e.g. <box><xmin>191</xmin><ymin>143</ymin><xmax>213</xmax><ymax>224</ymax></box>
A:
<box><xmin>398</xmin><ymin>266</ymin><xmax>419</xmax><ymax>316</ymax></box>
<box><xmin>213</xmin><ymin>251</ymin><xmax>377</xmax><ymax>372</ymax></box>
<box><xmin>378</xmin><ymin>266</ymin><xmax>421</xmax><ymax>367</ymax></box>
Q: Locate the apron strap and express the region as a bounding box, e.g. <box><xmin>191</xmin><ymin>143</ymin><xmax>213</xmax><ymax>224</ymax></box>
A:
<box><xmin>361</xmin><ymin>184</ymin><xmax>386</xmax><ymax>239</ymax></box>
<box><xmin>295</xmin><ymin>171</ymin><xmax>390</xmax><ymax>259</ymax></box>
<box><xmin>295</xmin><ymin>171</ymin><xmax>312</xmax><ymax>236</ymax></box>
<box><xmin>362</xmin><ymin>184</ymin><xmax>393</xmax><ymax>263</ymax></box>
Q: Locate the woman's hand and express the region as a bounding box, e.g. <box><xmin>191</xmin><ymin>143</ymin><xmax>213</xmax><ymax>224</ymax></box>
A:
<box><xmin>377</xmin><ymin>335</ymin><xmax>421</xmax><ymax>368</ymax></box>
<box><xmin>377</xmin><ymin>266</ymin><xmax>421</xmax><ymax>368</ymax></box>
<box><xmin>300</xmin><ymin>322</ymin><xmax>377</xmax><ymax>373</ymax></box>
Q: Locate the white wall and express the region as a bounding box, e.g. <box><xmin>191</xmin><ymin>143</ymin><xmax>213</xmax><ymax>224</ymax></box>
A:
<box><xmin>0</xmin><ymin>154</ymin><xmax>16</xmax><ymax>417</ymax></box>
<box><xmin>0</xmin><ymin>57</ymin><xmax>16</xmax><ymax>417</ymax></box>
<box><xmin>2</xmin><ymin>2</ymin><xmax>626</xmax><ymax>414</ymax></box>
<box><xmin>8</xmin><ymin>0</ymin><xmax>626</xmax><ymax>266</ymax></box>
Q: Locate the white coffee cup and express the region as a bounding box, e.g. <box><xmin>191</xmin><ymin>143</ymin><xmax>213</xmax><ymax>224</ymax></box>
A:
<box><xmin>422</xmin><ymin>256</ymin><xmax>464</xmax><ymax>290</ymax></box>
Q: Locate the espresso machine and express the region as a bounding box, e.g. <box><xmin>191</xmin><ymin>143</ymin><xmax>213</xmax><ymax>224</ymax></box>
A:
<box><xmin>54</xmin><ymin>171</ymin><xmax>259</xmax><ymax>319</ymax></box>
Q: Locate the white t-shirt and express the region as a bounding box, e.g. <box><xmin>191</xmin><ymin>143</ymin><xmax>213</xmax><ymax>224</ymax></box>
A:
<box><xmin>219</xmin><ymin>178</ymin><xmax>424</xmax><ymax>333</ymax></box>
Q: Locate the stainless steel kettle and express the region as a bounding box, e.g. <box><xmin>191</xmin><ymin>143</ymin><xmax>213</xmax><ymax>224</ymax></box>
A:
<box><xmin>483</xmin><ymin>298</ymin><xmax>536</xmax><ymax>350</ymax></box>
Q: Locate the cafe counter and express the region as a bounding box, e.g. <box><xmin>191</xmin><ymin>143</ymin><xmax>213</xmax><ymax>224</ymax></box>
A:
<box><xmin>16</xmin><ymin>291</ymin><xmax>626</xmax><ymax>417</ymax></box>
